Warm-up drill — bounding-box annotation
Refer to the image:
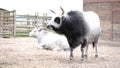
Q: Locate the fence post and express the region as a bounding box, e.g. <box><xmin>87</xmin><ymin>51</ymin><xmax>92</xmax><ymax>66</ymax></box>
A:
<box><xmin>27</xmin><ymin>15</ymin><xmax>30</xmax><ymax>25</ymax></box>
<box><xmin>0</xmin><ymin>11</ymin><xmax>4</xmax><ymax>37</ymax></box>
<box><xmin>42</xmin><ymin>13</ymin><xmax>47</xmax><ymax>27</ymax></box>
<box><xmin>13</xmin><ymin>10</ymin><xmax>16</xmax><ymax>37</ymax></box>
<box><xmin>27</xmin><ymin>15</ymin><xmax>31</xmax><ymax>33</ymax></box>
<box><xmin>34</xmin><ymin>12</ymin><xmax>39</xmax><ymax>25</ymax></box>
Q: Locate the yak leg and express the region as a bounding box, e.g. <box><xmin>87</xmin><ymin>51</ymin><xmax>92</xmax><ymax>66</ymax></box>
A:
<box><xmin>84</xmin><ymin>44</ymin><xmax>89</xmax><ymax>59</ymax></box>
<box><xmin>81</xmin><ymin>47</ymin><xmax>85</xmax><ymax>62</ymax></box>
<box><xmin>70</xmin><ymin>48</ymin><xmax>73</xmax><ymax>61</ymax></box>
<box><xmin>81</xmin><ymin>39</ymin><xmax>87</xmax><ymax>62</ymax></box>
<box><xmin>93</xmin><ymin>42</ymin><xmax>98</xmax><ymax>58</ymax></box>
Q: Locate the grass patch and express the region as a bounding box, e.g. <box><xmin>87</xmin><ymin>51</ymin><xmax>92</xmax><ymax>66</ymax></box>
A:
<box><xmin>1</xmin><ymin>32</ymin><xmax>12</xmax><ymax>38</ymax></box>
<box><xmin>15</xmin><ymin>28</ymin><xmax>31</xmax><ymax>37</ymax></box>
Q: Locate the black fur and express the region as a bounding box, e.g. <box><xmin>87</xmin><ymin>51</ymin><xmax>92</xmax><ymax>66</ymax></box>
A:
<box><xmin>52</xmin><ymin>11</ymin><xmax>88</xmax><ymax>49</ymax></box>
<box><xmin>47</xmin><ymin>10</ymin><xmax>101</xmax><ymax>61</ymax></box>
<box><xmin>49</xmin><ymin>11</ymin><xmax>87</xmax><ymax>49</ymax></box>
<box><xmin>54</xmin><ymin>17</ymin><xmax>61</xmax><ymax>24</ymax></box>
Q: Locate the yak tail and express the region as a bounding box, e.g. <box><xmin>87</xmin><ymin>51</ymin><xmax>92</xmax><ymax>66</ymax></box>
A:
<box><xmin>92</xmin><ymin>42</ymin><xmax>96</xmax><ymax>49</ymax></box>
<box><xmin>92</xmin><ymin>42</ymin><xmax>98</xmax><ymax>49</ymax></box>
<box><xmin>93</xmin><ymin>44</ymin><xmax>95</xmax><ymax>49</ymax></box>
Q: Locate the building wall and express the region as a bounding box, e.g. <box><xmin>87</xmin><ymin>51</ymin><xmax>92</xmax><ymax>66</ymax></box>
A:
<box><xmin>112</xmin><ymin>2</ymin><xmax>120</xmax><ymax>41</ymax></box>
<box><xmin>84</xmin><ymin>1</ymin><xmax>120</xmax><ymax>41</ymax></box>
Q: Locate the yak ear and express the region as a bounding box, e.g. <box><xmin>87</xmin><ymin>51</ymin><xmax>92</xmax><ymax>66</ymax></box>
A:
<box><xmin>50</xmin><ymin>9</ymin><xmax>56</xmax><ymax>14</ymax></box>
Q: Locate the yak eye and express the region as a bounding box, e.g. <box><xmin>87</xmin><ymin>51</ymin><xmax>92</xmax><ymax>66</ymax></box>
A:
<box><xmin>54</xmin><ymin>17</ymin><xmax>60</xmax><ymax>24</ymax></box>
<box><xmin>38</xmin><ymin>29</ymin><xmax>41</xmax><ymax>31</ymax></box>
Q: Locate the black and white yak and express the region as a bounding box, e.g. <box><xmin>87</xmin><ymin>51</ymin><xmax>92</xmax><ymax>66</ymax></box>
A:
<box><xmin>47</xmin><ymin>7</ymin><xmax>101</xmax><ymax>62</ymax></box>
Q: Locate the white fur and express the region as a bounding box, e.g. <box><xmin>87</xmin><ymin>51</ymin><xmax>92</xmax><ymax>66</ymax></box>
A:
<box><xmin>29</xmin><ymin>27</ymin><xmax>70</xmax><ymax>51</ymax></box>
<box><xmin>83</xmin><ymin>11</ymin><xmax>101</xmax><ymax>42</ymax></box>
<box><xmin>47</xmin><ymin>15</ymin><xmax>63</xmax><ymax>29</ymax></box>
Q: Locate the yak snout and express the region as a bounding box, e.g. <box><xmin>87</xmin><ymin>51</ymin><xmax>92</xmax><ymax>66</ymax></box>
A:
<box><xmin>47</xmin><ymin>25</ymin><xmax>54</xmax><ymax>30</ymax></box>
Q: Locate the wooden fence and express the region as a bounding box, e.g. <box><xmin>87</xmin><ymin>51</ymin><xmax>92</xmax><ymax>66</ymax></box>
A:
<box><xmin>0</xmin><ymin>10</ymin><xmax>16</xmax><ymax>38</ymax></box>
<box><xmin>15</xmin><ymin>13</ymin><xmax>51</xmax><ymax>37</ymax></box>
<box><xmin>0</xmin><ymin>11</ymin><xmax>51</xmax><ymax>38</ymax></box>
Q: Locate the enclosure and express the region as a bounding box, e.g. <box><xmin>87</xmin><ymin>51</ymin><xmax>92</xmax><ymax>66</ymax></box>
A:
<box><xmin>0</xmin><ymin>0</ymin><xmax>120</xmax><ymax>68</ymax></box>
<box><xmin>0</xmin><ymin>37</ymin><xmax>120</xmax><ymax>68</ymax></box>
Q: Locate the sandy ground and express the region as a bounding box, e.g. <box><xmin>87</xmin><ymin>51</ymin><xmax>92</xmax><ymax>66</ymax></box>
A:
<box><xmin>0</xmin><ymin>37</ymin><xmax>120</xmax><ymax>68</ymax></box>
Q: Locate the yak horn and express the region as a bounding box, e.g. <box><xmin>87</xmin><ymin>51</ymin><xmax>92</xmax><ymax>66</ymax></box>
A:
<box><xmin>50</xmin><ymin>9</ymin><xmax>56</xmax><ymax>14</ymax></box>
<box><xmin>60</xmin><ymin>7</ymin><xmax>64</xmax><ymax>15</ymax></box>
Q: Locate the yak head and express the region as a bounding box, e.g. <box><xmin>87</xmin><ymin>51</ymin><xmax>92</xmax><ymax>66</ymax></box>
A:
<box><xmin>47</xmin><ymin>7</ymin><xmax>65</xmax><ymax>30</ymax></box>
<box><xmin>29</xmin><ymin>25</ymin><xmax>47</xmax><ymax>38</ymax></box>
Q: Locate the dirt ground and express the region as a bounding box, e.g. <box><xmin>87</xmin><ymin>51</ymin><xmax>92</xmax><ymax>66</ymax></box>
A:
<box><xmin>0</xmin><ymin>37</ymin><xmax>120</xmax><ymax>68</ymax></box>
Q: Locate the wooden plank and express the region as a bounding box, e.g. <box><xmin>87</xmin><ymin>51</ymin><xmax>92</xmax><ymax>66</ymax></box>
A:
<box><xmin>1</xmin><ymin>31</ymin><xmax>13</xmax><ymax>33</ymax></box>
<box><xmin>0</xmin><ymin>33</ymin><xmax>12</xmax><ymax>35</ymax></box>
<box><xmin>2</xmin><ymin>27</ymin><xmax>13</xmax><ymax>30</ymax></box>
<box><xmin>0</xmin><ymin>11</ymin><xmax>14</xmax><ymax>13</ymax></box>
<box><xmin>16</xmin><ymin>25</ymin><xmax>35</xmax><ymax>28</ymax></box>
<box><xmin>0</xmin><ymin>21</ymin><xmax>13</xmax><ymax>23</ymax></box>
<box><xmin>1</xmin><ymin>25</ymin><xmax>13</xmax><ymax>27</ymax></box>
<box><xmin>0</xmin><ymin>19</ymin><xmax>13</xmax><ymax>21</ymax></box>
<box><xmin>0</xmin><ymin>15</ymin><xmax>14</xmax><ymax>18</ymax></box>
<box><xmin>16</xmin><ymin>20</ymin><xmax>34</xmax><ymax>22</ymax></box>
<box><xmin>16</xmin><ymin>34</ymin><xmax>28</xmax><ymax>36</ymax></box>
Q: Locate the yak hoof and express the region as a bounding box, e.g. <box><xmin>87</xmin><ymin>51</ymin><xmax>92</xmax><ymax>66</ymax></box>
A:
<box><xmin>95</xmin><ymin>55</ymin><xmax>98</xmax><ymax>58</ymax></box>
<box><xmin>80</xmin><ymin>58</ymin><xmax>85</xmax><ymax>63</ymax></box>
<box><xmin>84</xmin><ymin>55</ymin><xmax>88</xmax><ymax>59</ymax></box>
<box><xmin>70</xmin><ymin>57</ymin><xmax>73</xmax><ymax>61</ymax></box>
